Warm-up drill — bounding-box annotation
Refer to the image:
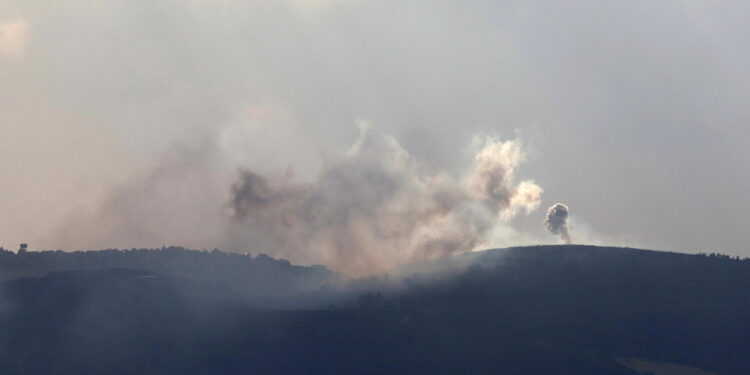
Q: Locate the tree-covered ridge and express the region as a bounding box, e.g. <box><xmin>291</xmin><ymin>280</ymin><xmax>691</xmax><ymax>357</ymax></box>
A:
<box><xmin>1</xmin><ymin>245</ymin><xmax>749</xmax><ymax>374</ymax></box>
<box><xmin>0</xmin><ymin>246</ymin><xmax>335</xmax><ymax>297</ymax></box>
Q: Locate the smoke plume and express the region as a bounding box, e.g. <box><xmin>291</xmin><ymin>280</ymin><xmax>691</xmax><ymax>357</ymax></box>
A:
<box><xmin>545</xmin><ymin>203</ymin><xmax>571</xmax><ymax>244</ymax></box>
<box><xmin>229</xmin><ymin>124</ymin><xmax>542</xmax><ymax>275</ymax></box>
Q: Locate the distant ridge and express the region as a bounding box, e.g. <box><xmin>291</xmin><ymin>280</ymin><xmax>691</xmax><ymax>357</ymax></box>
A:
<box><xmin>0</xmin><ymin>246</ymin><xmax>336</xmax><ymax>297</ymax></box>
<box><xmin>395</xmin><ymin>244</ymin><xmax>747</xmax><ymax>280</ymax></box>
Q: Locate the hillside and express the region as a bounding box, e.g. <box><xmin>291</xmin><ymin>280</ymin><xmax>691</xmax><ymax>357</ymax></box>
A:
<box><xmin>0</xmin><ymin>246</ymin><xmax>336</xmax><ymax>297</ymax></box>
<box><xmin>1</xmin><ymin>245</ymin><xmax>748</xmax><ymax>374</ymax></box>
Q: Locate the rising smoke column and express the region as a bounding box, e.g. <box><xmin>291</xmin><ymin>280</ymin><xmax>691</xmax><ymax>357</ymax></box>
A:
<box><xmin>229</xmin><ymin>124</ymin><xmax>543</xmax><ymax>276</ymax></box>
<box><xmin>545</xmin><ymin>203</ymin><xmax>571</xmax><ymax>244</ymax></box>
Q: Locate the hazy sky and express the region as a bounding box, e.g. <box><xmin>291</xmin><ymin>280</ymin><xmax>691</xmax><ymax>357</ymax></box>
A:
<box><xmin>1</xmin><ymin>0</ymin><xmax>748</xmax><ymax>261</ymax></box>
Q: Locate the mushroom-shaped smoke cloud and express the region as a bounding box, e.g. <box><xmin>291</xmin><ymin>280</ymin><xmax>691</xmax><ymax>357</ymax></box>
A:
<box><xmin>545</xmin><ymin>203</ymin><xmax>571</xmax><ymax>244</ymax></box>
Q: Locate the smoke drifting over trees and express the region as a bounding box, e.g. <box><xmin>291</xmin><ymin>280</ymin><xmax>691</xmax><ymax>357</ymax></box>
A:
<box><xmin>545</xmin><ymin>203</ymin><xmax>571</xmax><ymax>244</ymax></box>
<box><xmin>47</xmin><ymin>122</ymin><xmax>545</xmax><ymax>276</ymax></box>
<box><xmin>229</xmin><ymin>125</ymin><xmax>542</xmax><ymax>275</ymax></box>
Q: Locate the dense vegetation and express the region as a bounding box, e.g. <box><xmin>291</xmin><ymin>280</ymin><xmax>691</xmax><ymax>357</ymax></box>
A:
<box><xmin>0</xmin><ymin>246</ymin><xmax>335</xmax><ymax>297</ymax></box>
<box><xmin>0</xmin><ymin>245</ymin><xmax>747</xmax><ymax>374</ymax></box>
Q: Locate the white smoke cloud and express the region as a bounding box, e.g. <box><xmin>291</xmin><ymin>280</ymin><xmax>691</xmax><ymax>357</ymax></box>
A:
<box><xmin>465</xmin><ymin>136</ymin><xmax>542</xmax><ymax>219</ymax></box>
<box><xmin>229</xmin><ymin>123</ymin><xmax>542</xmax><ymax>275</ymax></box>
<box><xmin>48</xmin><ymin>120</ymin><xmax>543</xmax><ymax>276</ymax></box>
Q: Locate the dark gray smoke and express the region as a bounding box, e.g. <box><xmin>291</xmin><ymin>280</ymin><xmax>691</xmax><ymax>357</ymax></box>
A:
<box><xmin>229</xmin><ymin>125</ymin><xmax>542</xmax><ymax>276</ymax></box>
<box><xmin>545</xmin><ymin>203</ymin><xmax>571</xmax><ymax>244</ymax></box>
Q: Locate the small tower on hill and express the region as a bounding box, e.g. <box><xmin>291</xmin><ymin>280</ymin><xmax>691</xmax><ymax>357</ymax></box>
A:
<box><xmin>18</xmin><ymin>243</ymin><xmax>28</xmax><ymax>255</ymax></box>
